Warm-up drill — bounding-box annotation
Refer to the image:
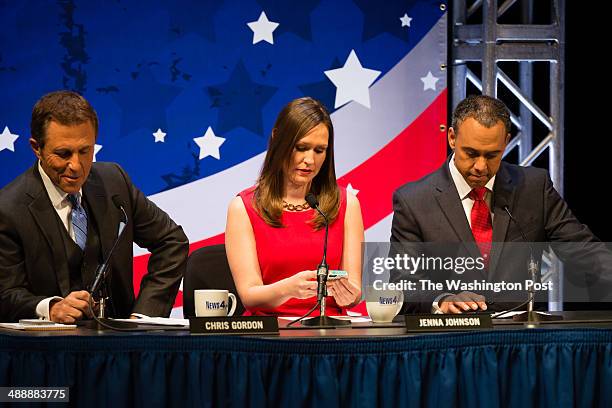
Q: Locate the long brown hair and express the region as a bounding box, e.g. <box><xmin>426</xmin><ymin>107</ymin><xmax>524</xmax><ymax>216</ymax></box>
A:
<box><xmin>254</xmin><ymin>97</ymin><xmax>340</xmax><ymax>229</ymax></box>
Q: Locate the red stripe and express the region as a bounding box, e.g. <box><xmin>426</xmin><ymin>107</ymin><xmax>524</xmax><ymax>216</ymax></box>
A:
<box><xmin>338</xmin><ymin>90</ymin><xmax>447</xmax><ymax>228</ymax></box>
<box><xmin>132</xmin><ymin>233</ymin><xmax>224</xmax><ymax>299</ymax></box>
<box><xmin>133</xmin><ymin>90</ymin><xmax>448</xmax><ymax>308</ymax></box>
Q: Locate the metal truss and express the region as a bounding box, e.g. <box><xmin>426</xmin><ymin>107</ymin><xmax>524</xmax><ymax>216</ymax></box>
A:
<box><xmin>450</xmin><ymin>0</ymin><xmax>566</xmax><ymax>310</ymax></box>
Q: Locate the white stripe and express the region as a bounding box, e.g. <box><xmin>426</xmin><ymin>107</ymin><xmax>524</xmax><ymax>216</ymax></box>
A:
<box><xmin>133</xmin><ymin>15</ymin><xmax>446</xmax><ymax>255</ymax></box>
<box><xmin>364</xmin><ymin>213</ymin><xmax>394</xmax><ymax>242</ymax></box>
<box><xmin>333</xmin><ymin>15</ymin><xmax>447</xmax><ymax>175</ymax></box>
<box><xmin>170</xmin><ymin>306</ymin><xmax>184</xmax><ymax>319</ymax></box>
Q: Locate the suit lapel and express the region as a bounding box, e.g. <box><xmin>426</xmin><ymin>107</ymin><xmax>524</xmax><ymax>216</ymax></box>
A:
<box><xmin>82</xmin><ymin>168</ymin><xmax>111</xmax><ymax>286</ymax></box>
<box><xmin>489</xmin><ymin>163</ymin><xmax>516</xmax><ymax>274</ymax></box>
<box><xmin>26</xmin><ymin>165</ymin><xmax>71</xmax><ymax>296</ymax></box>
<box><xmin>433</xmin><ymin>162</ymin><xmax>482</xmax><ymax>261</ymax></box>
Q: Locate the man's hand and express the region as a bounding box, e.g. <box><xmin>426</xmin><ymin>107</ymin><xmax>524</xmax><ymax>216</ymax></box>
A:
<box><xmin>49</xmin><ymin>290</ymin><xmax>93</xmax><ymax>323</ymax></box>
<box><xmin>438</xmin><ymin>291</ymin><xmax>487</xmax><ymax>314</ymax></box>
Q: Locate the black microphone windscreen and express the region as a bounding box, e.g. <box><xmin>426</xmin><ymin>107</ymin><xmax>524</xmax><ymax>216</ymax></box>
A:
<box><xmin>112</xmin><ymin>195</ymin><xmax>124</xmax><ymax>209</ymax></box>
<box><xmin>305</xmin><ymin>193</ymin><xmax>318</xmax><ymax>208</ymax></box>
<box><xmin>494</xmin><ymin>195</ymin><xmax>508</xmax><ymax>210</ymax></box>
<box><xmin>112</xmin><ymin>195</ymin><xmax>128</xmax><ymax>222</ymax></box>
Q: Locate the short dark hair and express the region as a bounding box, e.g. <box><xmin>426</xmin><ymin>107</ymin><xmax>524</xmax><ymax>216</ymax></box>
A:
<box><xmin>452</xmin><ymin>95</ymin><xmax>511</xmax><ymax>134</ymax></box>
<box><xmin>31</xmin><ymin>90</ymin><xmax>99</xmax><ymax>147</ymax></box>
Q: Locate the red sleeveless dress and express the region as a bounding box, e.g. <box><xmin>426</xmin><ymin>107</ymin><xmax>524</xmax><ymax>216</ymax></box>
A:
<box><xmin>238</xmin><ymin>186</ymin><xmax>347</xmax><ymax>316</ymax></box>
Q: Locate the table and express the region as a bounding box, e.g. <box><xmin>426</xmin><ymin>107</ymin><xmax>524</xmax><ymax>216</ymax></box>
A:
<box><xmin>1</xmin><ymin>312</ymin><xmax>611</xmax><ymax>407</ymax></box>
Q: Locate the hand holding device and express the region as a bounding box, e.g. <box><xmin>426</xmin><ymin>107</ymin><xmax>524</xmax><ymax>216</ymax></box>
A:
<box><xmin>326</xmin><ymin>270</ymin><xmax>348</xmax><ymax>281</ymax></box>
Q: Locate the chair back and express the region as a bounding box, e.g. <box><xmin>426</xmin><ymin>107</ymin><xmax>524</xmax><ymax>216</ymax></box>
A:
<box><xmin>183</xmin><ymin>244</ymin><xmax>245</xmax><ymax>317</ymax></box>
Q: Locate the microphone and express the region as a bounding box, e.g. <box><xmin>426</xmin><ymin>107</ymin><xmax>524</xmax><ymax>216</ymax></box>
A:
<box><xmin>290</xmin><ymin>193</ymin><xmax>350</xmax><ymax>327</ymax></box>
<box><xmin>501</xmin><ymin>205</ymin><xmax>561</xmax><ymax>323</ymax></box>
<box><xmin>305</xmin><ymin>193</ymin><xmax>329</xmax><ymax>301</ymax></box>
<box><xmin>502</xmin><ymin>205</ymin><xmax>537</xmax><ymax>276</ymax></box>
<box><xmin>113</xmin><ymin>195</ymin><xmax>128</xmax><ymax>234</ymax></box>
<box><xmin>89</xmin><ymin>195</ymin><xmax>129</xmax><ymax>295</ymax></box>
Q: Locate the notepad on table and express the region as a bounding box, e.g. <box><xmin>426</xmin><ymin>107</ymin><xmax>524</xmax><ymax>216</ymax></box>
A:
<box><xmin>0</xmin><ymin>322</ymin><xmax>77</xmax><ymax>331</ymax></box>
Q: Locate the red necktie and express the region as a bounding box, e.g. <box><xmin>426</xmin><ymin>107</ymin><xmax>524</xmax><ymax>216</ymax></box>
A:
<box><xmin>469</xmin><ymin>187</ymin><xmax>492</xmax><ymax>266</ymax></box>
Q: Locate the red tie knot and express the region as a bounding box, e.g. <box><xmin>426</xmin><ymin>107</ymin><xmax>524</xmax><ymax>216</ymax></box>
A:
<box><xmin>470</xmin><ymin>187</ymin><xmax>488</xmax><ymax>201</ymax></box>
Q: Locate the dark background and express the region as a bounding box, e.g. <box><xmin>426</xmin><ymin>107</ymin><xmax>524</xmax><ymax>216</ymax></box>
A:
<box><xmin>449</xmin><ymin>1</ymin><xmax>609</xmax><ymax>241</ymax></box>
<box><xmin>564</xmin><ymin>1</ymin><xmax>610</xmax><ymax>241</ymax></box>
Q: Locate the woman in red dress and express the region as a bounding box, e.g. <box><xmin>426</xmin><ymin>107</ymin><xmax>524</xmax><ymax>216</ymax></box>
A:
<box><xmin>225</xmin><ymin>97</ymin><xmax>364</xmax><ymax>316</ymax></box>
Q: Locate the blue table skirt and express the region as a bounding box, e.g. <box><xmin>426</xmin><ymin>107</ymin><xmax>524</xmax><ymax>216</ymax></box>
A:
<box><xmin>1</xmin><ymin>329</ymin><xmax>611</xmax><ymax>407</ymax></box>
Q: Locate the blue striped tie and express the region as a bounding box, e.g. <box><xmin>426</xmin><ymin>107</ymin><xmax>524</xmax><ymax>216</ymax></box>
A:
<box><xmin>67</xmin><ymin>194</ymin><xmax>87</xmax><ymax>250</ymax></box>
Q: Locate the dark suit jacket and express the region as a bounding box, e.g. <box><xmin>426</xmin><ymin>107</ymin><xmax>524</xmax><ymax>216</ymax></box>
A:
<box><xmin>390</xmin><ymin>159</ymin><xmax>612</xmax><ymax>311</ymax></box>
<box><xmin>0</xmin><ymin>162</ymin><xmax>189</xmax><ymax>321</ymax></box>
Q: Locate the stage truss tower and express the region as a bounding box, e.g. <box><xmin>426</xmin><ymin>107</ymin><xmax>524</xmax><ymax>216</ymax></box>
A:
<box><xmin>450</xmin><ymin>0</ymin><xmax>565</xmax><ymax>309</ymax></box>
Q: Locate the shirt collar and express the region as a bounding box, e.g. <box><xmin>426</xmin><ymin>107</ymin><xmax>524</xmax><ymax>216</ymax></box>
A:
<box><xmin>38</xmin><ymin>161</ymin><xmax>82</xmax><ymax>208</ymax></box>
<box><xmin>448</xmin><ymin>153</ymin><xmax>496</xmax><ymax>200</ymax></box>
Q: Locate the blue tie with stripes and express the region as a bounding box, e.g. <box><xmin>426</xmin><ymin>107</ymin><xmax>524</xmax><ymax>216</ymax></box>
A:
<box><xmin>67</xmin><ymin>194</ymin><xmax>87</xmax><ymax>250</ymax></box>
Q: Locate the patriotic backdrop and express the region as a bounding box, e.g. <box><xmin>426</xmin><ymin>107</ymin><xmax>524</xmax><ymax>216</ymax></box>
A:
<box><xmin>0</xmin><ymin>0</ymin><xmax>447</xmax><ymax>317</ymax></box>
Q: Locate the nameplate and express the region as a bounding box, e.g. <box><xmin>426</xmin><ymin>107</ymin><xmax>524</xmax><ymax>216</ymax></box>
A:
<box><xmin>189</xmin><ymin>316</ymin><xmax>279</xmax><ymax>335</ymax></box>
<box><xmin>405</xmin><ymin>314</ymin><xmax>493</xmax><ymax>332</ymax></box>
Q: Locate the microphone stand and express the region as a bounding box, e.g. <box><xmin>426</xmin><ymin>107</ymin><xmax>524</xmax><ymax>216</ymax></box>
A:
<box><xmin>503</xmin><ymin>206</ymin><xmax>562</xmax><ymax>325</ymax></box>
<box><xmin>83</xmin><ymin>197</ymin><xmax>138</xmax><ymax>330</ymax></box>
<box><xmin>301</xmin><ymin>194</ymin><xmax>350</xmax><ymax>327</ymax></box>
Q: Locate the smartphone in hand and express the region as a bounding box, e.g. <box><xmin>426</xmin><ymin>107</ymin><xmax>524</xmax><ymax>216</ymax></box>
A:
<box><xmin>327</xmin><ymin>270</ymin><xmax>348</xmax><ymax>280</ymax></box>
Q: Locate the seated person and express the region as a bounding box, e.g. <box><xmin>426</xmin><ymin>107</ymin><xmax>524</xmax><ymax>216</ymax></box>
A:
<box><xmin>390</xmin><ymin>95</ymin><xmax>612</xmax><ymax>314</ymax></box>
<box><xmin>0</xmin><ymin>91</ymin><xmax>188</xmax><ymax>323</ymax></box>
<box><xmin>225</xmin><ymin>97</ymin><xmax>363</xmax><ymax>316</ymax></box>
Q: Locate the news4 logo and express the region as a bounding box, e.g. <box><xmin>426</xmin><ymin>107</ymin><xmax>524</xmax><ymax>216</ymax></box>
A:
<box><xmin>379</xmin><ymin>296</ymin><xmax>399</xmax><ymax>305</ymax></box>
<box><xmin>206</xmin><ymin>300</ymin><xmax>226</xmax><ymax>310</ymax></box>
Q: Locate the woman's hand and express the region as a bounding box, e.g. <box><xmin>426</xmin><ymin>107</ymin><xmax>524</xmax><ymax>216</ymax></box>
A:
<box><xmin>327</xmin><ymin>277</ymin><xmax>361</xmax><ymax>308</ymax></box>
<box><xmin>286</xmin><ymin>270</ymin><xmax>318</xmax><ymax>299</ymax></box>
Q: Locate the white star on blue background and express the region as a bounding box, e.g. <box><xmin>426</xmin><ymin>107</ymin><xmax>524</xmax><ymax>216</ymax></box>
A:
<box><xmin>247</xmin><ymin>11</ymin><xmax>279</xmax><ymax>45</ymax></box>
<box><xmin>153</xmin><ymin>128</ymin><xmax>167</xmax><ymax>143</ymax></box>
<box><xmin>0</xmin><ymin>126</ymin><xmax>19</xmax><ymax>153</ymax></box>
<box><xmin>400</xmin><ymin>13</ymin><xmax>412</xmax><ymax>27</ymax></box>
<box><xmin>93</xmin><ymin>144</ymin><xmax>103</xmax><ymax>162</ymax></box>
<box><xmin>324</xmin><ymin>50</ymin><xmax>381</xmax><ymax>109</ymax></box>
<box><xmin>194</xmin><ymin>127</ymin><xmax>226</xmax><ymax>160</ymax></box>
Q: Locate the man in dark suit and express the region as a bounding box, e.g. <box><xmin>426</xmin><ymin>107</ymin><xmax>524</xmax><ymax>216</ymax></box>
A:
<box><xmin>0</xmin><ymin>91</ymin><xmax>189</xmax><ymax>323</ymax></box>
<box><xmin>391</xmin><ymin>95</ymin><xmax>610</xmax><ymax>314</ymax></box>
